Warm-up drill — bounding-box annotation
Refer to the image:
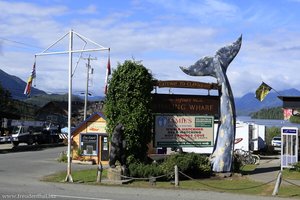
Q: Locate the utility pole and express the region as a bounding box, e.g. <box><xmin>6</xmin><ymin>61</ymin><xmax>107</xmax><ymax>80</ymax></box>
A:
<box><xmin>83</xmin><ymin>55</ymin><xmax>97</xmax><ymax>120</ymax></box>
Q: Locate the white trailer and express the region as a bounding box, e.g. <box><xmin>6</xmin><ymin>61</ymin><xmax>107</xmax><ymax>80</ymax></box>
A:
<box><xmin>181</xmin><ymin>121</ymin><xmax>266</xmax><ymax>154</ymax></box>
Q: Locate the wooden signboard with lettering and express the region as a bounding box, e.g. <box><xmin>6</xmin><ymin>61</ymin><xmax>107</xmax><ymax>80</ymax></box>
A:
<box><xmin>154</xmin><ymin>115</ymin><xmax>215</xmax><ymax>147</ymax></box>
<box><xmin>153</xmin><ymin>80</ymin><xmax>219</xmax><ymax>90</ymax></box>
<box><xmin>152</xmin><ymin>94</ymin><xmax>220</xmax><ymax>117</ymax></box>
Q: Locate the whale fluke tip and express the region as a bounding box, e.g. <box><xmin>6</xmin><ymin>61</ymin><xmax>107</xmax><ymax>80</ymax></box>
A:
<box><xmin>179</xmin><ymin>66</ymin><xmax>188</xmax><ymax>74</ymax></box>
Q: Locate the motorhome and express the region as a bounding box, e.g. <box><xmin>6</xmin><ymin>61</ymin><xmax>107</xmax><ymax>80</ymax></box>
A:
<box><xmin>10</xmin><ymin>121</ymin><xmax>61</xmax><ymax>146</ymax></box>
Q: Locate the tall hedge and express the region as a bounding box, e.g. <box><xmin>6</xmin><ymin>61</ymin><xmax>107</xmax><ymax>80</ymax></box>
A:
<box><xmin>104</xmin><ymin>60</ymin><xmax>153</xmax><ymax>162</ymax></box>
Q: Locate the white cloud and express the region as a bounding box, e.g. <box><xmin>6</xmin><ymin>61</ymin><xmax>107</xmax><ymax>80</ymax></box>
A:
<box><xmin>146</xmin><ymin>0</ymin><xmax>238</xmax><ymax>21</ymax></box>
<box><xmin>1</xmin><ymin>0</ymin><xmax>300</xmax><ymax>98</ymax></box>
<box><xmin>0</xmin><ymin>1</ymin><xmax>67</xmax><ymax>17</ymax></box>
<box><xmin>77</xmin><ymin>4</ymin><xmax>98</xmax><ymax>15</ymax></box>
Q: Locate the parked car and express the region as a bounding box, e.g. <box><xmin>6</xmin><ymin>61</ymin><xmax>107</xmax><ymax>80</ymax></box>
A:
<box><xmin>271</xmin><ymin>136</ymin><xmax>281</xmax><ymax>147</ymax></box>
<box><xmin>0</xmin><ymin>135</ymin><xmax>11</xmax><ymax>143</ymax></box>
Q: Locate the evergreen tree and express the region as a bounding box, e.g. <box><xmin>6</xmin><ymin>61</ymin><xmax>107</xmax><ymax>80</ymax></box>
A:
<box><xmin>104</xmin><ymin>60</ymin><xmax>153</xmax><ymax>163</ymax></box>
<box><xmin>0</xmin><ymin>83</ymin><xmax>20</xmax><ymax>129</ymax></box>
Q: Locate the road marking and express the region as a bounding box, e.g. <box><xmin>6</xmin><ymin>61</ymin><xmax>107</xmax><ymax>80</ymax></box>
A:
<box><xmin>54</xmin><ymin>194</ymin><xmax>113</xmax><ymax>200</ymax></box>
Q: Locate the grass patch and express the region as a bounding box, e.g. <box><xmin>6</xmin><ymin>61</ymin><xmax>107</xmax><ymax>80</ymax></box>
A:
<box><xmin>42</xmin><ymin>168</ymin><xmax>107</xmax><ymax>183</ymax></box>
<box><xmin>278</xmin><ymin>185</ymin><xmax>300</xmax><ymax>198</ymax></box>
<box><xmin>126</xmin><ymin>175</ymin><xmax>267</xmax><ymax>195</ymax></box>
<box><xmin>240</xmin><ymin>164</ymin><xmax>257</xmax><ymax>175</ymax></box>
<box><xmin>42</xmin><ymin>168</ymin><xmax>300</xmax><ymax>198</ymax></box>
<box><xmin>282</xmin><ymin>169</ymin><xmax>300</xmax><ymax>180</ymax></box>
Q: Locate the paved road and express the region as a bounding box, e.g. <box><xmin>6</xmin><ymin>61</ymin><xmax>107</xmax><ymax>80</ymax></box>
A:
<box><xmin>0</xmin><ymin>144</ymin><xmax>288</xmax><ymax>200</ymax></box>
<box><xmin>248</xmin><ymin>156</ymin><xmax>300</xmax><ymax>187</ymax></box>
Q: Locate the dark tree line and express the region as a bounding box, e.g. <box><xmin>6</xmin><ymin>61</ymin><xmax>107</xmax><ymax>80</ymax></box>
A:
<box><xmin>0</xmin><ymin>83</ymin><xmax>38</xmax><ymax>129</ymax></box>
<box><xmin>289</xmin><ymin>115</ymin><xmax>300</xmax><ymax>124</ymax></box>
<box><xmin>0</xmin><ymin>83</ymin><xmax>20</xmax><ymax>121</ymax></box>
<box><xmin>250</xmin><ymin>107</ymin><xmax>283</xmax><ymax>120</ymax></box>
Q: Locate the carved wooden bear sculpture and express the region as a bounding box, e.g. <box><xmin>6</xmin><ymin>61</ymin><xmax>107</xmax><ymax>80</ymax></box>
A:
<box><xmin>109</xmin><ymin>123</ymin><xmax>126</xmax><ymax>168</ymax></box>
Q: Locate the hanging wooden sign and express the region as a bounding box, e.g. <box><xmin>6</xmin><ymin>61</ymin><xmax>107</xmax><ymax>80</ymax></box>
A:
<box><xmin>152</xmin><ymin>94</ymin><xmax>220</xmax><ymax>117</ymax></box>
<box><xmin>153</xmin><ymin>80</ymin><xmax>219</xmax><ymax>90</ymax></box>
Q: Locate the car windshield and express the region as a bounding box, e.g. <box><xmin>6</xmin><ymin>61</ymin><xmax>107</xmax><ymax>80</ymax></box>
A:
<box><xmin>12</xmin><ymin>126</ymin><xmax>22</xmax><ymax>134</ymax></box>
<box><xmin>273</xmin><ymin>137</ymin><xmax>281</xmax><ymax>141</ymax></box>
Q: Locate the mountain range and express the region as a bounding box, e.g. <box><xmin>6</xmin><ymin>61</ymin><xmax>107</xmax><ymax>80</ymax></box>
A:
<box><xmin>0</xmin><ymin>69</ymin><xmax>46</xmax><ymax>100</ymax></box>
<box><xmin>235</xmin><ymin>88</ymin><xmax>300</xmax><ymax>115</ymax></box>
<box><xmin>1</xmin><ymin>69</ymin><xmax>300</xmax><ymax>115</ymax></box>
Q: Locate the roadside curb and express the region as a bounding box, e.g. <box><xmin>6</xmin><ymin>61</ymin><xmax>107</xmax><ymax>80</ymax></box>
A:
<box><xmin>0</xmin><ymin>143</ymin><xmax>65</xmax><ymax>154</ymax></box>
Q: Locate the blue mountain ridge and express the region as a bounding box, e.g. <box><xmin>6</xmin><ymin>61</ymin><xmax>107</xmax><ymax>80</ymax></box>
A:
<box><xmin>0</xmin><ymin>69</ymin><xmax>46</xmax><ymax>100</ymax></box>
<box><xmin>235</xmin><ymin>88</ymin><xmax>300</xmax><ymax>115</ymax></box>
<box><xmin>0</xmin><ymin>69</ymin><xmax>104</xmax><ymax>101</ymax></box>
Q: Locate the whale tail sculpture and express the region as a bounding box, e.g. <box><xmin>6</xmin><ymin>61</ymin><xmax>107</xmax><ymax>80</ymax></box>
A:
<box><xmin>180</xmin><ymin>35</ymin><xmax>242</xmax><ymax>78</ymax></box>
<box><xmin>180</xmin><ymin>35</ymin><xmax>242</xmax><ymax>172</ymax></box>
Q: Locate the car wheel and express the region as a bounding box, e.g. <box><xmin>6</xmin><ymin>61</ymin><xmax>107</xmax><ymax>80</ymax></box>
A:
<box><xmin>12</xmin><ymin>142</ymin><xmax>19</xmax><ymax>147</ymax></box>
<box><xmin>27</xmin><ymin>138</ymin><xmax>34</xmax><ymax>145</ymax></box>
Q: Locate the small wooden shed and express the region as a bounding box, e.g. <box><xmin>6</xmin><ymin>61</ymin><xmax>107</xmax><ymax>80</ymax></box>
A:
<box><xmin>72</xmin><ymin>112</ymin><xmax>109</xmax><ymax>165</ymax></box>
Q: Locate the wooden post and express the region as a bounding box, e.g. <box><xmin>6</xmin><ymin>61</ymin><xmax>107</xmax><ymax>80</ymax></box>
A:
<box><xmin>272</xmin><ymin>171</ymin><xmax>282</xmax><ymax>196</ymax></box>
<box><xmin>96</xmin><ymin>162</ymin><xmax>103</xmax><ymax>183</ymax></box>
<box><xmin>174</xmin><ymin>165</ymin><xmax>179</xmax><ymax>187</ymax></box>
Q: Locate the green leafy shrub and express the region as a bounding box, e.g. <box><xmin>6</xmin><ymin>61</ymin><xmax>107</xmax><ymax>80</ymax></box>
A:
<box><xmin>105</xmin><ymin>60</ymin><xmax>153</xmax><ymax>163</ymax></box>
<box><xmin>292</xmin><ymin>162</ymin><xmax>300</xmax><ymax>172</ymax></box>
<box><xmin>161</xmin><ymin>153</ymin><xmax>211</xmax><ymax>179</ymax></box>
<box><xmin>128</xmin><ymin>162</ymin><xmax>164</xmax><ymax>179</ymax></box>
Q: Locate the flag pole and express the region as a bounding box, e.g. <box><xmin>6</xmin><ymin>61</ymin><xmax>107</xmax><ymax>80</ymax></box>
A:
<box><xmin>33</xmin><ymin>55</ymin><xmax>37</xmax><ymax>87</ymax></box>
<box><xmin>65</xmin><ymin>29</ymin><xmax>73</xmax><ymax>182</ymax></box>
<box><xmin>263</xmin><ymin>82</ymin><xmax>281</xmax><ymax>96</ymax></box>
<box><xmin>271</xmin><ymin>87</ymin><xmax>281</xmax><ymax>96</ymax></box>
<box><xmin>104</xmin><ymin>48</ymin><xmax>111</xmax><ymax>95</ymax></box>
<box><xmin>34</xmin><ymin>30</ymin><xmax>110</xmax><ymax>183</ymax></box>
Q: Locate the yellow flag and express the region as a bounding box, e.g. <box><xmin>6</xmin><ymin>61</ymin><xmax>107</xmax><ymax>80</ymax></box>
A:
<box><xmin>255</xmin><ymin>82</ymin><xmax>272</xmax><ymax>101</ymax></box>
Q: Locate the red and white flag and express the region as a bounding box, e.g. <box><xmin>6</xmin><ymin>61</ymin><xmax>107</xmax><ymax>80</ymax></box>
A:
<box><xmin>104</xmin><ymin>50</ymin><xmax>111</xmax><ymax>95</ymax></box>
<box><xmin>24</xmin><ymin>62</ymin><xmax>36</xmax><ymax>97</ymax></box>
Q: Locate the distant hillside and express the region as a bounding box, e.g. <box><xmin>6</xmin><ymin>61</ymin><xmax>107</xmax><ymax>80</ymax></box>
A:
<box><xmin>1</xmin><ymin>68</ymin><xmax>300</xmax><ymax>115</ymax></box>
<box><xmin>24</xmin><ymin>93</ymin><xmax>83</xmax><ymax>107</ymax></box>
<box><xmin>235</xmin><ymin>88</ymin><xmax>300</xmax><ymax>115</ymax></box>
<box><xmin>0</xmin><ymin>69</ymin><xmax>105</xmax><ymax>104</ymax></box>
<box><xmin>0</xmin><ymin>69</ymin><xmax>46</xmax><ymax>100</ymax></box>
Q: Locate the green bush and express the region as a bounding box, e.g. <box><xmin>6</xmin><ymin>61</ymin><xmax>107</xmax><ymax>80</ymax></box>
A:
<box><xmin>105</xmin><ymin>60</ymin><xmax>153</xmax><ymax>163</ymax></box>
<box><xmin>127</xmin><ymin>153</ymin><xmax>211</xmax><ymax>180</ymax></box>
<box><xmin>292</xmin><ymin>162</ymin><xmax>300</xmax><ymax>172</ymax></box>
<box><xmin>161</xmin><ymin>153</ymin><xmax>211</xmax><ymax>179</ymax></box>
<box><xmin>128</xmin><ymin>162</ymin><xmax>164</xmax><ymax>179</ymax></box>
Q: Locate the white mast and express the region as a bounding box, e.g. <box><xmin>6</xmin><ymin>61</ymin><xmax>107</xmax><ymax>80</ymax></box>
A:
<box><xmin>35</xmin><ymin>30</ymin><xmax>109</xmax><ymax>182</ymax></box>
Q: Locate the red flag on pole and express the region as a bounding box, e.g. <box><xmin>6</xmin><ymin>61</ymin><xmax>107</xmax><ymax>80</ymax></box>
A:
<box><xmin>104</xmin><ymin>49</ymin><xmax>111</xmax><ymax>95</ymax></box>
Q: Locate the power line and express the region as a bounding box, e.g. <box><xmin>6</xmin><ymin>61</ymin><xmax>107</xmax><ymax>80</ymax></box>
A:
<box><xmin>0</xmin><ymin>37</ymin><xmax>42</xmax><ymax>50</ymax></box>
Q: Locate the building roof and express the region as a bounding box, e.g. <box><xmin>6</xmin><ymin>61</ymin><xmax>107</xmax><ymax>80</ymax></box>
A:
<box><xmin>278</xmin><ymin>96</ymin><xmax>300</xmax><ymax>109</ymax></box>
<box><xmin>71</xmin><ymin>112</ymin><xmax>106</xmax><ymax>134</ymax></box>
<box><xmin>35</xmin><ymin>101</ymin><xmax>84</xmax><ymax>116</ymax></box>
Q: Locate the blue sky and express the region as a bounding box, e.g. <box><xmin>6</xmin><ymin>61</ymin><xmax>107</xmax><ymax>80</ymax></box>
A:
<box><xmin>1</xmin><ymin>0</ymin><xmax>300</xmax><ymax>97</ymax></box>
